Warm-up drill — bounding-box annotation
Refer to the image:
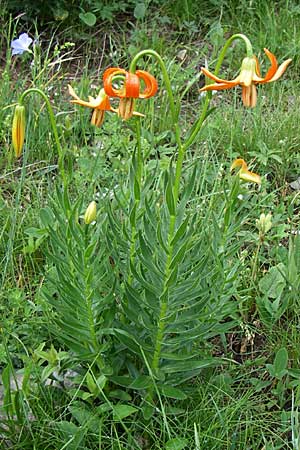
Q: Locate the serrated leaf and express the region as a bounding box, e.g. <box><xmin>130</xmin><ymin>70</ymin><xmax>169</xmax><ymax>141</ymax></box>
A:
<box><xmin>165</xmin><ymin>437</ymin><xmax>188</xmax><ymax>450</ymax></box>
<box><xmin>113</xmin><ymin>404</ymin><xmax>138</xmax><ymax>421</ymax></box>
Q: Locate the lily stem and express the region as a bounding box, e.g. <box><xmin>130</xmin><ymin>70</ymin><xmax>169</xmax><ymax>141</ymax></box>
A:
<box><xmin>128</xmin><ymin>117</ymin><xmax>142</xmax><ymax>286</ymax></box>
<box><xmin>19</xmin><ymin>88</ymin><xmax>67</xmax><ymax>187</ymax></box>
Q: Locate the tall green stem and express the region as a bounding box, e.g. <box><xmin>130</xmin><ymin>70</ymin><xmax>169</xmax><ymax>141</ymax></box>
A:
<box><xmin>128</xmin><ymin>118</ymin><xmax>142</xmax><ymax>285</ymax></box>
<box><xmin>19</xmin><ymin>88</ymin><xmax>67</xmax><ymax>187</ymax></box>
<box><xmin>83</xmin><ymin>225</ymin><xmax>104</xmax><ymax>369</ymax></box>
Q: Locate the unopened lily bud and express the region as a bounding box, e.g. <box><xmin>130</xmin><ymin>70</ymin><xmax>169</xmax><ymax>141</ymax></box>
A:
<box><xmin>12</xmin><ymin>104</ymin><xmax>25</xmax><ymax>158</ymax></box>
<box><xmin>256</xmin><ymin>213</ymin><xmax>272</xmax><ymax>235</ymax></box>
<box><xmin>84</xmin><ymin>201</ymin><xmax>97</xmax><ymax>224</ymax></box>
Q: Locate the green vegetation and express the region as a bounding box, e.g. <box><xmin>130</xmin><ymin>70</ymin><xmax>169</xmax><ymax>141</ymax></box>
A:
<box><xmin>1</xmin><ymin>1</ymin><xmax>300</xmax><ymax>449</ymax></box>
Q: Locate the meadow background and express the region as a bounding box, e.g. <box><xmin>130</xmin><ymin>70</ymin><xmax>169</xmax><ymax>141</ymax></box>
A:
<box><xmin>0</xmin><ymin>0</ymin><xmax>300</xmax><ymax>449</ymax></box>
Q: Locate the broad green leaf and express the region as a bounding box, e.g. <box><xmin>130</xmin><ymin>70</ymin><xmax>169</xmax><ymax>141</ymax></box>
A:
<box><xmin>40</xmin><ymin>207</ymin><xmax>55</xmax><ymax>227</ymax></box>
<box><xmin>79</xmin><ymin>12</ymin><xmax>97</xmax><ymax>26</ymax></box>
<box><xmin>165</xmin><ymin>437</ymin><xmax>189</xmax><ymax>450</ymax></box>
<box><xmin>86</xmin><ymin>372</ymin><xmax>98</xmax><ymax>395</ymax></box>
<box><xmin>258</xmin><ymin>263</ymin><xmax>286</xmax><ymax>299</ymax></box>
<box><xmin>134</xmin><ymin>2</ymin><xmax>146</xmax><ymax>19</ymax></box>
<box><xmin>96</xmin><ymin>374</ymin><xmax>107</xmax><ymax>390</ymax></box>
<box><xmin>129</xmin><ymin>375</ymin><xmax>153</xmax><ymax>390</ymax></box>
<box><xmin>110</xmin><ymin>376</ymin><xmax>132</xmax><ymax>388</ymax></box>
<box><xmin>25</xmin><ymin>227</ymin><xmax>48</xmax><ymax>238</ymax></box>
<box><xmin>69</xmin><ymin>404</ymin><xmax>99</xmax><ymax>433</ymax></box>
<box><xmin>142</xmin><ymin>403</ymin><xmax>154</xmax><ymax>420</ymax></box>
<box><xmin>56</xmin><ymin>420</ymin><xmax>84</xmax><ymax>449</ymax></box>
<box><xmin>108</xmin><ymin>390</ymin><xmax>132</xmax><ymax>401</ymax></box>
<box><xmin>113</xmin><ymin>404</ymin><xmax>138</xmax><ymax>420</ymax></box>
<box><xmin>53</xmin><ymin>8</ymin><xmax>69</xmax><ymax>21</ymax></box>
<box><xmin>274</xmin><ymin>347</ymin><xmax>288</xmax><ymax>379</ymax></box>
<box><xmin>159</xmin><ymin>384</ymin><xmax>187</xmax><ymax>400</ymax></box>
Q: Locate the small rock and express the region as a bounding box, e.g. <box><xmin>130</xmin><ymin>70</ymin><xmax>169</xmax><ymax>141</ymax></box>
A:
<box><xmin>290</xmin><ymin>177</ymin><xmax>300</xmax><ymax>190</ymax></box>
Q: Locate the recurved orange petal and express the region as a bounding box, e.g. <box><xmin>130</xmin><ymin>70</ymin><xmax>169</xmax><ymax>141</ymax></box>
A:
<box><xmin>68</xmin><ymin>84</ymin><xmax>81</xmax><ymax>101</ymax></box>
<box><xmin>201</xmin><ymin>67</ymin><xmax>238</xmax><ymax>86</ymax></box>
<box><xmin>136</xmin><ymin>70</ymin><xmax>158</xmax><ymax>98</ymax></box>
<box><xmin>261</xmin><ymin>48</ymin><xmax>278</xmax><ymax>82</ymax></box>
<box><xmin>103</xmin><ymin>68</ymin><xmax>127</xmax><ymax>97</ymax></box>
<box><xmin>268</xmin><ymin>58</ymin><xmax>292</xmax><ymax>82</ymax></box>
<box><xmin>230</xmin><ymin>158</ymin><xmax>261</xmax><ymax>184</ymax></box>
<box><xmin>124</xmin><ymin>72</ymin><xmax>140</xmax><ymax>98</ymax></box>
<box><xmin>200</xmin><ymin>82</ymin><xmax>238</xmax><ymax>92</ymax></box>
<box><xmin>230</xmin><ymin>158</ymin><xmax>248</xmax><ymax>172</ymax></box>
<box><xmin>239</xmin><ymin>170</ymin><xmax>261</xmax><ymax>184</ymax></box>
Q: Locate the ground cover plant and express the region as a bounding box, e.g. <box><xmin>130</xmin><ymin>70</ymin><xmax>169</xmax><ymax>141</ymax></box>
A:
<box><xmin>1</xmin><ymin>1</ymin><xmax>300</xmax><ymax>449</ymax></box>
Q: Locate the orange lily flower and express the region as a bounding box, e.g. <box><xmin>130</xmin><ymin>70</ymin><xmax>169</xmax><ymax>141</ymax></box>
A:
<box><xmin>230</xmin><ymin>158</ymin><xmax>261</xmax><ymax>184</ymax></box>
<box><xmin>68</xmin><ymin>84</ymin><xmax>113</xmax><ymax>127</ymax></box>
<box><xmin>200</xmin><ymin>49</ymin><xmax>292</xmax><ymax>107</ymax></box>
<box><xmin>103</xmin><ymin>68</ymin><xmax>158</xmax><ymax>120</ymax></box>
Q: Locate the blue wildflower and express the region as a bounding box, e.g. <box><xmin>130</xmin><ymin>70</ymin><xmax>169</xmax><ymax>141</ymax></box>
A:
<box><xmin>11</xmin><ymin>33</ymin><xmax>33</xmax><ymax>56</ymax></box>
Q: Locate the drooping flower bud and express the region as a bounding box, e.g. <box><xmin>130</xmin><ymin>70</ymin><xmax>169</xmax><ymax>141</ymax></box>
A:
<box><xmin>84</xmin><ymin>201</ymin><xmax>97</xmax><ymax>224</ymax></box>
<box><xmin>12</xmin><ymin>104</ymin><xmax>25</xmax><ymax>158</ymax></box>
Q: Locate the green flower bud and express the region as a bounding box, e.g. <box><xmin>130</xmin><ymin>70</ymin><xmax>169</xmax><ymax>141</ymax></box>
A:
<box><xmin>12</xmin><ymin>104</ymin><xmax>26</xmax><ymax>158</ymax></box>
<box><xmin>84</xmin><ymin>201</ymin><xmax>97</xmax><ymax>224</ymax></box>
<box><xmin>256</xmin><ymin>213</ymin><xmax>272</xmax><ymax>235</ymax></box>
